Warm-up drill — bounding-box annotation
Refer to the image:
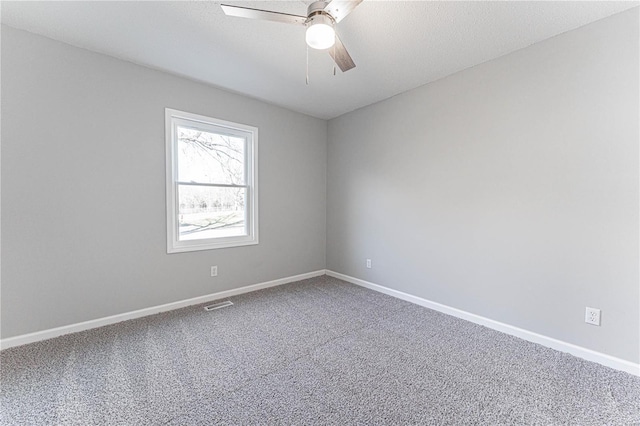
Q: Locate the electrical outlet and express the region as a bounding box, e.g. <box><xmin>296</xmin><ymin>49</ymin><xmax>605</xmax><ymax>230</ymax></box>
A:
<box><xmin>210</xmin><ymin>266</ymin><xmax>218</xmax><ymax>277</ymax></box>
<box><xmin>585</xmin><ymin>307</ymin><xmax>601</xmax><ymax>326</ymax></box>
<box><xmin>366</xmin><ymin>259</ymin><xmax>372</xmax><ymax>269</ymax></box>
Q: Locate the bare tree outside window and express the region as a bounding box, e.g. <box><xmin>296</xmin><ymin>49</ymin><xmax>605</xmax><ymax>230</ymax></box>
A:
<box><xmin>177</xmin><ymin>127</ymin><xmax>247</xmax><ymax>240</ymax></box>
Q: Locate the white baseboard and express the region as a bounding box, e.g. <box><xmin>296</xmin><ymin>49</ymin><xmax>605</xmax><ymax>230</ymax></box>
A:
<box><xmin>0</xmin><ymin>270</ymin><xmax>326</xmax><ymax>350</ymax></box>
<box><xmin>5</xmin><ymin>268</ymin><xmax>638</xmax><ymax>377</ymax></box>
<box><xmin>326</xmin><ymin>270</ymin><xmax>640</xmax><ymax>377</ymax></box>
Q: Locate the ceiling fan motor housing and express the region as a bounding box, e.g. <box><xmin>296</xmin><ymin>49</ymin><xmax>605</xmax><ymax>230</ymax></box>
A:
<box><xmin>307</xmin><ymin>1</ymin><xmax>333</xmax><ymax>18</ymax></box>
<box><xmin>305</xmin><ymin>1</ymin><xmax>336</xmax><ymax>29</ymax></box>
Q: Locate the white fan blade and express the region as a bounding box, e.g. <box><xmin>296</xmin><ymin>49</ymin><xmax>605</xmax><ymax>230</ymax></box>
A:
<box><xmin>221</xmin><ymin>4</ymin><xmax>306</xmax><ymax>25</ymax></box>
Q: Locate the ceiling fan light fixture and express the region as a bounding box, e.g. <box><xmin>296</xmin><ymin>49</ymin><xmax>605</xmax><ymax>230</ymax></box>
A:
<box><xmin>305</xmin><ymin>14</ymin><xmax>335</xmax><ymax>50</ymax></box>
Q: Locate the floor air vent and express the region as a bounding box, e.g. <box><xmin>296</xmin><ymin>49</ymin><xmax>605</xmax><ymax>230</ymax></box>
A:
<box><xmin>204</xmin><ymin>301</ymin><xmax>234</xmax><ymax>311</ymax></box>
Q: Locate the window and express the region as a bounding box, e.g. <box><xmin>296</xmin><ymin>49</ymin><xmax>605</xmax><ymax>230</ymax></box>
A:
<box><xmin>165</xmin><ymin>109</ymin><xmax>258</xmax><ymax>253</ymax></box>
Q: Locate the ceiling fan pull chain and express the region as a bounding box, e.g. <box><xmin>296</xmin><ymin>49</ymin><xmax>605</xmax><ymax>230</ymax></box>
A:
<box><xmin>306</xmin><ymin>44</ymin><xmax>309</xmax><ymax>85</ymax></box>
<box><xmin>333</xmin><ymin>42</ymin><xmax>336</xmax><ymax>76</ymax></box>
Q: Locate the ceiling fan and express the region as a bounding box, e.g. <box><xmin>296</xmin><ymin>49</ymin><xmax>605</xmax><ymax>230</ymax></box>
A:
<box><xmin>220</xmin><ymin>1</ymin><xmax>363</xmax><ymax>72</ymax></box>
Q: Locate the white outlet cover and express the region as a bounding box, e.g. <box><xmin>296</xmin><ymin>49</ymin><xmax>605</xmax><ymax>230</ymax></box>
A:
<box><xmin>585</xmin><ymin>307</ymin><xmax>601</xmax><ymax>326</ymax></box>
<box><xmin>211</xmin><ymin>266</ymin><xmax>218</xmax><ymax>277</ymax></box>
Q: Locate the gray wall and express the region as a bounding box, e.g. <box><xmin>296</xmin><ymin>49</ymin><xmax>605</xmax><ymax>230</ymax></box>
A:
<box><xmin>1</xmin><ymin>26</ymin><xmax>327</xmax><ymax>338</ymax></box>
<box><xmin>327</xmin><ymin>9</ymin><xmax>639</xmax><ymax>363</ymax></box>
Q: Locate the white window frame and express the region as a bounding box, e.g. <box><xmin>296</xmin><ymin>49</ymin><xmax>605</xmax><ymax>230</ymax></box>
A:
<box><xmin>165</xmin><ymin>108</ymin><xmax>258</xmax><ymax>253</ymax></box>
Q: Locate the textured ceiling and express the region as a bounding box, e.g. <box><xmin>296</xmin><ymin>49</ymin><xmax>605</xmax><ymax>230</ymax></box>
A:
<box><xmin>2</xmin><ymin>1</ymin><xmax>637</xmax><ymax>119</ymax></box>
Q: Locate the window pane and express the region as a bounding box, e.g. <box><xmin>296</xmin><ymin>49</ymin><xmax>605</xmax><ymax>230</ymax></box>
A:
<box><xmin>178</xmin><ymin>185</ymin><xmax>247</xmax><ymax>241</ymax></box>
<box><xmin>177</xmin><ymin>126</ymin><xmax>245</xmax><ymax>185</ymax></box>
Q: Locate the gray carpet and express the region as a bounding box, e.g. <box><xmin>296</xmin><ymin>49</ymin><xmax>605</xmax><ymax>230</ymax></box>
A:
<box><xmin>1</xmin><ymin>275</ymin><xmax>639</xmax><ymax>425</ymax></box>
